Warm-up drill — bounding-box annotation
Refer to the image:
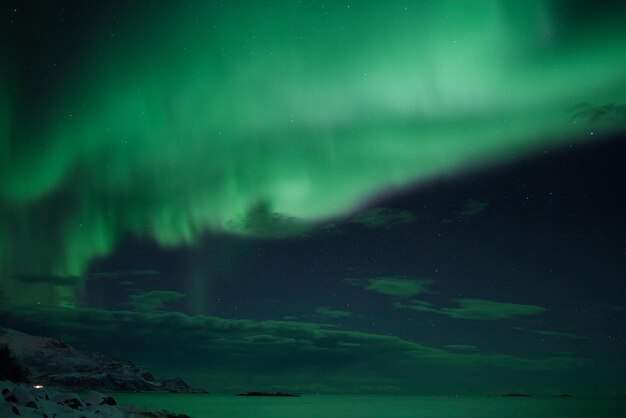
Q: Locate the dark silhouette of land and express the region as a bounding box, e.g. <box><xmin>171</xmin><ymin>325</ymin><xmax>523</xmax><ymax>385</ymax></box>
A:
<box><xmin>236</xmin><ymin>392</ymin><xmax>299</xmax><ymax>397</ymax></box>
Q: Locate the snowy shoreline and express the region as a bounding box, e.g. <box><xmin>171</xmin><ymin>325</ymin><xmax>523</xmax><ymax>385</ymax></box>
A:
<box><xmin>1</xmin><ymin>380</ymin><xmax>190</xmax><ymax>418</ymax></box>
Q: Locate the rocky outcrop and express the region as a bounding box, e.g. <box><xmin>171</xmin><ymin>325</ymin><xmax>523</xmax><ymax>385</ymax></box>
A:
<box><xmin>0</xmin><ymin>344</ymin><xmax>29</xmax><ymax>383</ymax></box>
<box><xmin>1</xmin><ymin>380</ymin><xmax>124</xmax><ymax>418</ymax></box>
<box><xmin>158</xmin><ymin>377</ymin><xmax>194</xmax><ymax>393</ymax></box>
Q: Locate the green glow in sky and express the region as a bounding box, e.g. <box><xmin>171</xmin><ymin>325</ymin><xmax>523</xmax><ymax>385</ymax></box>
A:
<box><xmin>1</xmin><ymin>1</ymin><xmax>625</xmax><ymax>304</ymax></box>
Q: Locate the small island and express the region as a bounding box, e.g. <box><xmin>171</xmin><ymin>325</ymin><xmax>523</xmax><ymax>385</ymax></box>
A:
<box><xmin>236</xmin><ymin>392</ymin><xmax>299</xmax><ymax>397</ymax></box>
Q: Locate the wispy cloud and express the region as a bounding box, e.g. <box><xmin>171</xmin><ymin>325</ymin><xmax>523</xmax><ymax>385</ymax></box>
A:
<box><xmin>345</xmin><ymin>277</ymin><xmax>434</xmax><ymax>298</ymax></box>
<box><xmin>440</xmin><ymin>299</ymin><xmax>546</xmax><ymax>320</ymax></box>
<box><xmin>514</xmin><ymin>327</ymin><xmax>585</xmax><ymax>340</ymax></box>
<box><xmin>442</xmin><ymin>198</ymin><xmax>489</xmax><ymax>223</ymax></box>
<box><xmin>394</xmin><ymin>298</ymin><xmax>546</xmax><ymax>320</ymax></box>
<box><xmin>392</xmin><ymin>299</ymin><xmax>438</xmax><ymax>312</ymax></box>
<box><xmin>443</xmin><ymin>344</ymin><xmax>478</xmax><ymax>352</ymax></box>
<box><xmin>313</xmin><ymin>306</ymin><xmax>354</xmax><ymax>320</ymax></box>
<box><xmin>128</xmin><ymin>290</ymin><xmax>185</xmax><ymax>313</ymax></box>
<box><xmin>458</xmin><ymin>198</ymin><xmax>489</xmax><ymax>218</ymax></box>
<box><xmin>568</xmin><ymin>102</ymin><xmax>626</xmax><ymax>123</ymax></box>
<box><xmin>350</xmin><ymin>208</ymin><xmax>416</xmax><ymax>229</ymax></box>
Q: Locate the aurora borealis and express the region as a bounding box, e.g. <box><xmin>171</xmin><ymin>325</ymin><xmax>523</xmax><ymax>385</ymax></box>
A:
<box><xmin>1</xmin><ymin>0</ymin><xmax>626</xmax><ymax>395</ymax></box>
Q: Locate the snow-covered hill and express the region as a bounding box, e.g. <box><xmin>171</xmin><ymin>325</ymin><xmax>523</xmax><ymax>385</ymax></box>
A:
<box><xmin>0</xmin><ymin>327</ymin><xmax>203</xmax><ymax>393</ymax></box>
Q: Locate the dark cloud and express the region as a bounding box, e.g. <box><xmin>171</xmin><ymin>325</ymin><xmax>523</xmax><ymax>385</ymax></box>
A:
<box><xmin>227</xmin><ymin>203</ymin><xmax>312</xmax><ymax>238</ymax></box>
<box><xmin>345</xmin><ymin>277</ymin><xmax>434</xmax><ymax>298</ymax></box>
<box><xmin>350</xmin><ymin>208</ymin><xmax>416</xmax><ymax>229</ymax></box>
<box><xmin>13</xmin><ymin>274</ymin><xmax>81</xmax><ymax>286</ymax></box>
<box><xmin>12</xmin><ymin>270</ymin><xmax>160</xmax><ymax>290</ymax></box>
<box><xmin>89</xmin><ymin>270</ymin><xmax>160</xmax><ymax>280</ymax></box>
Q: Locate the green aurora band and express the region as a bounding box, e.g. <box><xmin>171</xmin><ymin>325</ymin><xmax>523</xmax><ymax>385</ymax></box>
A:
<box><xmin>1</xmin><ymin>1</ymin><xmax>625</xmax><ymax>306</ymax></box>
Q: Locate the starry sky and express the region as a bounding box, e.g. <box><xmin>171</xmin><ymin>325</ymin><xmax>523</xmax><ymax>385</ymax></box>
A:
<box><xmin>1</xmin><ymin>0</ymin><xmax>626</xmax><ymax>395</ymax></box>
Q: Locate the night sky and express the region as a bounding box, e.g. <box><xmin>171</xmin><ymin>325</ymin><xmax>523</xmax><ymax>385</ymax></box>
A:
<box><xmin>1</xmin><ymin>0</ymin><xmax>625</xmax><ymax>395</ymax></box>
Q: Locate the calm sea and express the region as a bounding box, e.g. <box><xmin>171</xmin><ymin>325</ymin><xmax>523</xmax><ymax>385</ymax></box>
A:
<box><xmin>112</xmin><ymin>394</ymin><xmax>626</xmax><ymax>418</ymax></box>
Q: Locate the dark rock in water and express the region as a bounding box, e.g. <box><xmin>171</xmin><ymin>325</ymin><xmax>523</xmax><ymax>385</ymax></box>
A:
<box><xmin>0</xmin><ymin>327</ymin><xmax>205</xmax><ymax>393</ymax></box>
<box><xmin>63</xmin><ymin>397</ymin><xmax>83</xmax><ymax>410</ymax></box>
<box><xmin>557</xmin><ymin>394</ymin><xmax>573</xmax><ymax>398</ymax></box>
<box><xmin>501</xmin><ymin>393</ymin><xmax>531</xmax><ymax>397</ymax></box>
<box><xmin>236</xmin><ymin>392</ymin><xmax>298</xmax><ymax>397</ymax></box>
